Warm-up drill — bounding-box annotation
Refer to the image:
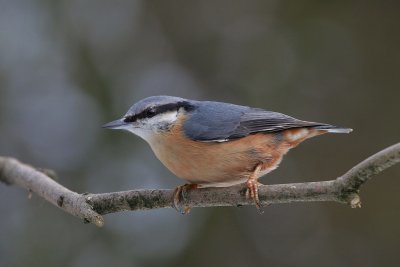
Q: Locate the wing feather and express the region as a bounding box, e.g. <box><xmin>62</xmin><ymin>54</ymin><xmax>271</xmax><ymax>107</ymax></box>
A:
<box><xmin>183</xmin><ymin>101</ymin><xmax>328</xmax><ymax>142</ymax></box>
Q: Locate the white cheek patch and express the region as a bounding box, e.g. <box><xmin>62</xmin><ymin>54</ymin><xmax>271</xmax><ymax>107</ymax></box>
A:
<box><xmin>147</xmin><ymin>110</ymin><xmax>178</xmax><ymax>125</ymax></box>
<box><xmin>123</xmin><ymin>110</ymin><xmax>179</xmax><ymax>143</ymax></box>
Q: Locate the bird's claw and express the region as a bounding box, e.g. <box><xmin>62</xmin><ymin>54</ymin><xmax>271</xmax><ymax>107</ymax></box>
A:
<box><xmin>245</xmin><ymin>179</ymin><xmax>263</xmax><ymax>213</ymax></box>
<box><xmin>173</xmin><ymin>184</ymin><xmax>197</xmax><ymax>214</ymax></box>
<box><xmin>245</xmin><ymin>164</ymin><xmax>264</xmax><ymax>214</ymax></box>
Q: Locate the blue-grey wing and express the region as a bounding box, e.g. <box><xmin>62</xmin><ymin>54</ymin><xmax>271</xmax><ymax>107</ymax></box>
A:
<box><xmin>182</xmin><ymin>101</ymin><xmax>325</xmax><ymax>142</ymax></box>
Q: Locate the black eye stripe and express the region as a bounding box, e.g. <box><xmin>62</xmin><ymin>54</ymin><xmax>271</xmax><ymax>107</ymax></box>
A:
<box><xmin>124</xmin><ymin>101</ymin><xmax>194</xmax><ymax>123</ymax></box>
<box><xmin>123</xmin><ymin>115</ymin><xmax>136</xmax><ymax>123</ymax></box>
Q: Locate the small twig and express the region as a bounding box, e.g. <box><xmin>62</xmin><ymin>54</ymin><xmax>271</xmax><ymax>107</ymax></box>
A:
<box><xmin>336</xmin><ymin>143</ymin><xmax>400</xmax><ymax>207</ymax></box>
<box><xmin>0</xmin><ymin>143</ymin><xmax>399</xmax><ymax>227</ymax></box>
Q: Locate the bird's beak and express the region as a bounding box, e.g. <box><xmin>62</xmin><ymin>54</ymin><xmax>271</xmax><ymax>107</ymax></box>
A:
<box><xmin>102</xmin><ymin>119</ymin><xmax>128</xmax><ymax>130</ymax></box>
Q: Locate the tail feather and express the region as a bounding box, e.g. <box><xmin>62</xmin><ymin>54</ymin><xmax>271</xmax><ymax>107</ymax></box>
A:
<box><xmin>312</xmin><ymin>124</ymin><xmax>353</xmax><ymax>134</ymax></box>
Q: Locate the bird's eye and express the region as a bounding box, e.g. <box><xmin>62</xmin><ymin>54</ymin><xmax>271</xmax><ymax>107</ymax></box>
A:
<box><xmin>124</xmin><ymin>115</ymin><xmax>135</xmax><ymax>123</ymax></box>
<box><xmin>146</xmin><ymin>108</ymin><xmax>156</xmax><ymax>118</ymax></box>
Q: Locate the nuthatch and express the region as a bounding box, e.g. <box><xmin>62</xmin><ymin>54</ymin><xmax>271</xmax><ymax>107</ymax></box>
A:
<box><xmin>103</xmin><ymin>96</ymin><xmax>352</xmax><ymax>213</ymax></box>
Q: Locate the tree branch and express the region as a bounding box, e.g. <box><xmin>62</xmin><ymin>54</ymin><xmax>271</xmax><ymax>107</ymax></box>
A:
<box><xmin>0</xmin><ymin>158</ymin><xmax>104</xmax><ymax>227</ymax></box>
<box><xmin>1</xmin><ymin>143</ymin><xmax>399</xmax><ymax>227</ymax></box>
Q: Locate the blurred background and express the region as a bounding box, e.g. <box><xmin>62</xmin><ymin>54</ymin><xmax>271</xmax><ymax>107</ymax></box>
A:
<box><xmin>0</xmin><ymin>1</ymin><xmax>399</xmax><ymax>266</ymax></box>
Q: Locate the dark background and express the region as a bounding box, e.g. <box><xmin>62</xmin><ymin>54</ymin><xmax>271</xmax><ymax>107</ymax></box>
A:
<box><xmin>0</xmin><ymin>1</ymin><xmax>399</xmax><ymax>266</ymax></box>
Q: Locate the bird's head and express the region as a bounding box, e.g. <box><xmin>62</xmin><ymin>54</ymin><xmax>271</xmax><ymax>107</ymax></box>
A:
<box><xmin>102</xmin><ymin>96</ymin><xmax>194</xmax><ymax>142</ymax></box>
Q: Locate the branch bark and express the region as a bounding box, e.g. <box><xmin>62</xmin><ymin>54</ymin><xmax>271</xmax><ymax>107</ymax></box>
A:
<box><xmin>1</xmin><ymin>143</ymin><xmax>399</xmax><ymax>227</ymax></box>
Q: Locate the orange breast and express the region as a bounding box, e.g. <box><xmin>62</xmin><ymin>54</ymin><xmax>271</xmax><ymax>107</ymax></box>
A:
<box><xmin>148</xmin><ymin>115</ymin><xmax>327</xmax><ymax>187</ymax></box>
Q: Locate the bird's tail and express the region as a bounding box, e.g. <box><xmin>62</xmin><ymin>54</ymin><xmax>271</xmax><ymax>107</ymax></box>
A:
<box><xmin>312</xmin><ymin>124</ymin><xmax>353</xmax><ymax>134</ymax></box>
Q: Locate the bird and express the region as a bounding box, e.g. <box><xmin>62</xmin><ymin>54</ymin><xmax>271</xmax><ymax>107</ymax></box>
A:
<box><xmin>103</xmin><ymin>95</ymin><xmax>352</xmax><ymax>213</ymax></box>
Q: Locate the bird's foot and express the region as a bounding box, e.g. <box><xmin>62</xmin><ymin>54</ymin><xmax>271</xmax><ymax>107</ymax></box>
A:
<box><xmin>245</xmin><ymin>164</ymin><xmax>264</xmax><ymax>213</ymax></box>
<box><xmin>172</xmin><ymin>184</ymin><xmax>198</xmax><ymax>215</ymax></box>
